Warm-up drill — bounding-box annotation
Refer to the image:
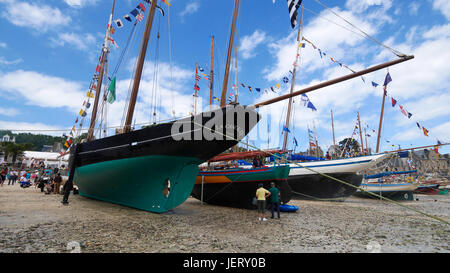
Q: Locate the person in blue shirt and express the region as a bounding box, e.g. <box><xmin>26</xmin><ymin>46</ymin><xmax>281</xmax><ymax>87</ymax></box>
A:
<box><xmin>268</xmin><ymin>182</ymin><xmax>281</xmax><ymax>219</ymax></box>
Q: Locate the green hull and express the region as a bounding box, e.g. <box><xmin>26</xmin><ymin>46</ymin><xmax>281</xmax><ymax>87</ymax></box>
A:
<box><xmin>74</xmin><ymin>155</ymin><xmax>203</xmax><ymax>213</ymax></box>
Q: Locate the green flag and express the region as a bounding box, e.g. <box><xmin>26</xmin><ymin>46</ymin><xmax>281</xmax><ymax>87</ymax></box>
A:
<box><xmin>107</xmin><ymin>76</ymin><xmax>116</xmax><ymax>103</ymax></box>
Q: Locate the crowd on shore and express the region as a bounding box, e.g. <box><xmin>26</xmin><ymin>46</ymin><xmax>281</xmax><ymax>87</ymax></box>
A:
<box><xmin>0</xmin><ymin>163</ymin><xmax>66</xmax><ymax>195</ymax></box>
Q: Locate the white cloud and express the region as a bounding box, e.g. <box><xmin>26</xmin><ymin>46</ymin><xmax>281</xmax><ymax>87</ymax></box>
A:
<box><xmin>239</xmin><ymin>30</ymin><xmax>267</xmax><ymax>60</ymax></box>
<box><xmin>64</xmin><ymin>0</ymin><xmax>99</xmax><ymax>8</ymax></box>
<box><xmin>0</xmin><ymin>42</ymin><xmax>7</xmax><ymax>48</ymax></box>
<box><xmin>408</xmin><ymin>2</ymin><xmax>420</xmax><ymax>15</ymax></box>
<box><xmin>433</xmin><ymin>0</ymin><xmax>450</xmax><ymax>20</ymax></box>
<box><xmin>179</xmin><ymin>2</ymin><xmax>200</xmax><ymax>21</ymax></box>
<box><xmin>0</xmin><ymin>120</ymin><xmax>63</xmax><ymax>136</ymax></box>
<box><xmin>50</xmin><ymin>32</ymin><xmax>97</xmax><ymax>51</ymax></box>
<box><xmin>0</xmin><ymin>56</ymin><xmax>22</xmax><ymax>65</ymax></box>
<box><xmin>0</xmin><ymin>107</ymin><xmax>19</xmax><ymax>117</ymax></box>
<box><xmin>0</xmin><ymin>70</ymin><xmax>85</xmax><ymax>112</ymax></box>
<box><xmin>0</xmin><ymin>1</ymin><xmax>71</xmax><ymax>32</ymax></box>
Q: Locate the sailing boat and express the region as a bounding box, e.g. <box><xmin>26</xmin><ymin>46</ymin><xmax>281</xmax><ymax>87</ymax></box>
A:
<box><xmin>64</xmin><ymin>0</ymin><xmax>260</xmax><ymax>213</ymax></box>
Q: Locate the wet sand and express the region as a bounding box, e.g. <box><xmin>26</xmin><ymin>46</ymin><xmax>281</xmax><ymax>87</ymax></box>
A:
<box><xmin>0</xmin><ymin>184</ymin><xmax>449</xmax><ymax>253</ymax></box>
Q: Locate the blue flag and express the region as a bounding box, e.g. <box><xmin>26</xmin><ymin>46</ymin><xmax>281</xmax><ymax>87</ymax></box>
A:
<box><xmin>283</xmin><ymin>126</ymin><xmax>291</xmax><ymax>133</ymax></box>
<box><xmin>372</xmin><ymin>81</ymin><xmax>379</xmax><ymax>87</ymax></box>
<box><xmin>307</xmin><ymin>101</ymin><xmax>317</xmax><ymax>111</ymax></box>
<box><xmin>294</xmin><ymin>137</ymin><xmax>298</xmax><ymax>147</ymax></box>
<box><xmin>383</xmin><ymin>72</ymin><xmax>392</xmax><ymax>86</ymax></box>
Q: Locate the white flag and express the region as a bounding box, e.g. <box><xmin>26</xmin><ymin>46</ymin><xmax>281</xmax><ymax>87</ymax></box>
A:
<box><xmin>114</xmin><ymin>19</ymin><xmax>123</xmax><ymax>28</ymax></box>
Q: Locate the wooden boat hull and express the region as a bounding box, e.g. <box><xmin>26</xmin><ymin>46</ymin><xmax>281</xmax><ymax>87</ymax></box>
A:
<box><xmin>71</xmin><ymin>106</ymin><xmax>260</xmax><ymax>213</ymax></box>
<box><xmin>355</xmin><ymin>183</ymin><xmax>418</xmax><ymax>201</ymax></box>
<box><xmin>191</xmin><ymin>166</ymin><xmax>291</xmax><ymax>209</ymax></box>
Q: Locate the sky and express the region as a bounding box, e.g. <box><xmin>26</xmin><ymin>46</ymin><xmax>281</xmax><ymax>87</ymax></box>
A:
<box><xmin>0</xmin><ymin>0</ymin><xmax>449</xmax><ymax>155</ymax></box>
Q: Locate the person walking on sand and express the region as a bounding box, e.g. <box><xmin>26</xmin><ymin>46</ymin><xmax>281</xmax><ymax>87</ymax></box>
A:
<box><xmin>268</xmin><ymin>182</ymin><xmax>281</xmax><ymax>219</ymax></box>
<box><xmin>256</xmin><ymin>183</ymin><xmax>271</xmax><ymax>221</ymax></box>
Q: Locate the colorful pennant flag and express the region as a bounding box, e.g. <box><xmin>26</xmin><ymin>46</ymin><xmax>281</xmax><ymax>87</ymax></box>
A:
<box><xmin>86</xmin><ymin>91</ymin><xmax>94</xmax><ymax>98</ymax></box>
<box><xmin>114</xmin><ymin>19</ymin><xmax>123</xmax><ymax>28</ymax></box>
<box><xmin>383</xmin><ymin>72</ymin><xmax>392</xmax><ymax>86</ymax></box>
<box><xmin>391</xmin><ymin>97</ymin><xmax>397</xmax><ymax>107</ymax></box>
<box><xmin>161</xmin><ymin>0</ymin><xmax>171</xmax><ymax>6</ymax></box>
<box><xmin>107</xmin><ymin>76</ymin><xmax>116</xmax><ymax>104</ymax></box>
<box><xmin>130</xmin><ymin>9</ymin><xmax>139</xmax><ymax>17</ymax></box>
<box><xmin>422</xmin><ymin>126</ymin><xmax>429</xmax><ymax>137</ymax></box>
<box><xmin>124</xmin><ymin>14</ymin><xmax>132</xmax><ymax>22</ymax></box>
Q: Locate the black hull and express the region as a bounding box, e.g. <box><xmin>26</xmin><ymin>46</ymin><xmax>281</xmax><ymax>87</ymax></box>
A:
<box><xmin>72</xmin><ymin>105</ymin><xmax>259</xmax><ymax>168</ymax></box>
<box><xmin>191</xmin><ymin>180</ymin><xmax>292</xmax><ymax>210</ymax></box>
<box><xmin>288</xmin><ymin>173</ymin><xmax>363</xmax><ymax>200</ymax></box>
<box><xmin>354</xmin><ymin>190</ymin><xmax>414</xmax><ymax>201</ymax></box>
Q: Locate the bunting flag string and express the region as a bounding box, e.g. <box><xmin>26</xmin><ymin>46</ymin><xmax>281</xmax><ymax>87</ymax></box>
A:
<box><xmin>301</xmin><ymin>36</ymin><xmax>434</xmax><ymax>140</ymax></box>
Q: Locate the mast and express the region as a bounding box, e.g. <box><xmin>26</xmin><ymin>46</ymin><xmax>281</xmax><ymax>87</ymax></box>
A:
<box><xmin>220</xmin><ymin>0</ymin><xmax>239</xmax><ymax>107</ymax></box>
<box><xmin>87</xmin><ymin>0</ymin><xmax>116</xmax><ymax>141</ymax></box>
<box><xmin>357</xmin><ymin>111</ymin><xmax>364</xmax><ymax>155</ymax></box>
<box><xmin>209</xmin><ymin>36</ymin><xmax>214</xmax><ymax>111</ymax></box>
<box><xmin>331</xmin><ymin>109</ymin><xmax>336</xmax><ymax>157</ymax></box>
<box><xmin>313</xmin><ymin>121</ymin><xmax>319</xmax><ymax>158</ymax></box>
<box><xmin>194</xmin><ymin>62</ymin><xmax>198</xmax><ymax>115</ymax></box>
<box><xmin>123</xmin><ymin>0</ymin><xmax>158</xmax><ymax>133</ymax></box>
<box><xmin>252</xmin><ymin>56</ymin><xmax>414</xmax><ymax>109</ymax></box>
<box><xmin>364</xmin><ymin>127</ymin><xmax>369</xmax><ymax>155</ymax></box>
<box><xmin>375</xmin><ymin>84</ymin><xmax>387</xmax><ymax>153</ymax></box>
<box><xmin>282</xmin><ymin>2</ymin><xmax>304</xmax><ymax>152</ymax></box>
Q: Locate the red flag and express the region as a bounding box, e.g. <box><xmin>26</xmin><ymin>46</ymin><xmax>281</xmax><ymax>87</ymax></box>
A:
<box><xmin>138</xmin><ymin>3</ymin><xmax>146</xmax><ymax>12</ymax></box>
<box><xmin>96</xmin><ymin>65</ymin><xmax>101</xmax><ymax>72</ymax></box>
<box><xmin>391</xmin><ymin>97</ymin><xmax>397</xmax><ymax>107</ymax></box>
<box><xmin>399</xmin><ymin>105</ymin><xmax>408</xmax><ymax>117</ymax></box>
<box><xmin>422</xmin><ymin>127</ymin><xmax>429</xmax><ymax>137</ymax></box>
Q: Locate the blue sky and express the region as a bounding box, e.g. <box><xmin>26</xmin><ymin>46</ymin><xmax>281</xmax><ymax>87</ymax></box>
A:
<box><xmin>0</xmin><ymin>0</ymin><xmax>449</xmax><ymax>154</ymax></box>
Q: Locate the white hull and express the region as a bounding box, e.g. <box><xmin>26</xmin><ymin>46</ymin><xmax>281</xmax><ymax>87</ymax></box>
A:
<box><xmin>359</xmin><ymin>183</ymin><xmax>418</xmax><ymax>192</ymax></box>
<box><xmin>286</xmin><ymin>154</ymin><xmax>390</xmax><ymax>176</ymax></box>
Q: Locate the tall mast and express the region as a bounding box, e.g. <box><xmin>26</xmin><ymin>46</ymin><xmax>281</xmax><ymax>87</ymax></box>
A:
<box><xmin>209</xmin><ymin>35</ymin><xmax>214</xmax><ymax>111</ymax></box>
<box><xmin>123</xmin><ymin>0</ymin><xmax>158</xmax><ymax>133</ymax></box>
<box><xmin>375</xmin><ymin>84</ymin><xmax>387</xmax><ymax>153</ymax></box>
<box><xmin>313</xmin><ymin>120</ymin><xmax>319</xmax><ymax>158</ymax></box>
<box><xmin>220</xmin><ymin>0</ymin><xmax>239</xmax><ymax>107</ymax></box>
<box><xmin>331</xmin><ymin>109</ymin><xmax>336</xmax><ymax>158</ymax></box>
<box><xmin>364</xmin><ymin>127</ymin><xmax>368</xmax><ymax>155</ymax></box>
<box><xmin>357</xmin><ymin>111</ymin><xmax>364</xmax><ymax>155</ymax></box>
<box><xmin>87</xmin><ymin>0</ymin><xmax>116</xmax><ymax>141</ymax></box>
<box><xmin>194</xmin><ymin>62</ymin><xmax>198</xmax><ymax>115</ymax></box>
<box><xmin>282</xmin><ymin>2</ymin><xmax>304</xmax><ymax>151</ymax></box>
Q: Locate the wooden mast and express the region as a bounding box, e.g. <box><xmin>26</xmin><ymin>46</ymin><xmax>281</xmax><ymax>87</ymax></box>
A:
<box><xmin>209</xmin><ymin>35</ymin><xmax>214</xmax><ymax>111</ymax></box>
<box><xmin>252</xmin><ymin>56</ymin><xmax>414</xmax><ymax>109</ymax></box>
<box><xmin>357</xmin><ymin>111</ymin><xmax>364</xmax><ymax>155</ymax></box>
<box><xmin>220</xmin><ymin>0</ymin><xmax>239</xmax><ymax>107</ymax></box>
<box><xmin>331</xmin><ymin>109</ymin><xmax>336</xmax><ymax>157</ymax></box>
<box><xmin>364</xmin><ymin>127</ymin><xmax>369</xmax><ymax>155</ymax></box>
<box><xmin>194</xmin><ymin>62</ymin><xmax>198</xmax><ymax>115</ymax></box>
<box><xmin>375</xmin><ymin>84</ymin><xmax>387</xmax><ymax>153</ymax></box>
<box><xmin>87</xmin><ymin>0</ymin><xmax>116</xmax><ymax>141</ymax></box>
<box><xmin>282</xmin><ymin>2</ymin><xmax>304</xmax><ymax>152</ymax></box>
<box><xmin>123</xmin><ymin>0</ymin><xmax>158</xmax><ymax>133</ymax></box>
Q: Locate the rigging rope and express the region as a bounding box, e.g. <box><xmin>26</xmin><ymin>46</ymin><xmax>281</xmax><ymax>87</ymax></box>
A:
<box><xmin>312</xmin><ymin>0</ymin><xmax>407</xmax><ymax>58</ymax></box>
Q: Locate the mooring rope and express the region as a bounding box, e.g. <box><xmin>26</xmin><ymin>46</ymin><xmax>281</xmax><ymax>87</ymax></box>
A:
<box><xmin>190</xmin><ymin>119</ymin><xmax>449</xmax><ymax>225</ymax></box>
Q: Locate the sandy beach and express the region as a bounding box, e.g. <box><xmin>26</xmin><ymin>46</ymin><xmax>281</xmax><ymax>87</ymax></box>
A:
<box><xmin>0</xmin><ymin>184</ymin><xmax>449</xmax><ymax>253</ymax></box>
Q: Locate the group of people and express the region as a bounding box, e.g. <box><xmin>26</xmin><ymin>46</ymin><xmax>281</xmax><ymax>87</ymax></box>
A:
<box><xmin>255</xmin><ymin>182</ymin><xmax>281</xmax><ymax>221</ymax></box>
<box><xmin>0</xmin><ymin>164</ymin><xmax>64</xmax><ymax>194</ymax></box>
